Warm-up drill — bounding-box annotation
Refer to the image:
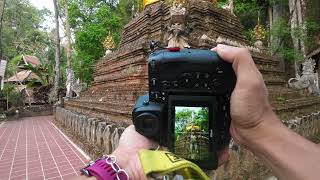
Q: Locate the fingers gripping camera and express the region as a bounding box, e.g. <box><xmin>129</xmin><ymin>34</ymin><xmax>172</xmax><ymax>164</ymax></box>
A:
<box><xmin>132</xmin><ymin>48</ymin><xmax>236</xmax><ymax>169</ymax></box>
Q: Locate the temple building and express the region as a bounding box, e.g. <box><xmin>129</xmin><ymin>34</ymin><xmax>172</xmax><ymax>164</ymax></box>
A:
<box><xmin>5</xmin><ymin>55</ymin><xmax>43</xmax><ymax>105</ymax></box>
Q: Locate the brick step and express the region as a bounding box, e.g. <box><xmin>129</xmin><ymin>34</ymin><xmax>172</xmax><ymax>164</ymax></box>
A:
<box><xmin>265</xmin><ymin>78</ymin><xmax>286</xmax><ymax>86</ymax></box>
<box><xmin>74</xmin><ymin>91</ymin><xmax>147</xmax><ymax>102</ymax></box>
<box><xmin>273</xmin><ymin>97</ymin><xmax>320</xmax><ymax>118</ymax></box>
<box><xmin>269</xmin><ymin>90</ymin><xmax>303</xmax><ymax>101</ymax></box>
<box><xmin>65</xmin><ymin>100</ymin><xmax>133</xmax><ymax>117</ymax></box>
<box><xmin>276</xmin><ymin>105</ymin><xmax>320</xmax><ymax>121</ymax></box>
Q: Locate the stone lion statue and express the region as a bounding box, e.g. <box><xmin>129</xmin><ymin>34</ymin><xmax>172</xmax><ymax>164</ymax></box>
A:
<box><xmin>288</xmin><ymin>58</ymin><xmax>320</xmax><ymax>96</ymax></box>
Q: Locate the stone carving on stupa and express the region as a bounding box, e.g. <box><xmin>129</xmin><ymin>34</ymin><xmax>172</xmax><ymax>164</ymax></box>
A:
<box><xmin>165</xmin><ymin>3</ymin><xmax>190</xmax><ymax>49</ymax></box>
<box><xmin>288</xmin><ymin>58</ymin><xmax>320</xmax><ymax>96</ymax></box>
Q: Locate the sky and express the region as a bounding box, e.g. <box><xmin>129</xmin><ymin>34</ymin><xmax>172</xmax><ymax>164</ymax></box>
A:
<box><xmin>29</xmin><ymin>0</ymin><xmax>54</xmax><ymax>12</ymax></box>
<box><xmin>28</xmin><ymin>0</ymin><xmax>66</xmax><ymax>41</ymax></box>
<box><xmin>29</xmin><ymin>0</ymin><xmax>54</xmax><ymax>30</ymax></box>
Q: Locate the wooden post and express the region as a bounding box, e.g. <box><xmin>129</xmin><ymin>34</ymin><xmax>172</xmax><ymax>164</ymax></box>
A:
<box><xmin>6</xmin><ymin>87</ymin><xmax>8</xmax><ymax>110</ymax></box>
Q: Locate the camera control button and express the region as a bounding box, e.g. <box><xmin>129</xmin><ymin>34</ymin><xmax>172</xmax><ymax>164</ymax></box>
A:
<box><xmin>173</xmin><ymin>81</ymin><xmax>179</xmax><ymax>87</ymax></box>
<box><xmin>161</xmin><ymin>81</ymin><xmax>170</xmax><ymax>89</ymax></box>
<box><xmin>151</xmin><ymin>78</ymin><xmax>157</xmax><ymax>87</ymax></box>
<box><xmin>212</xmin><ymin>79</ymin><xmax>222</xmax><ymax>87</ymax></box>
<box><xmin>143</xmin><ymin>100</ymin><xmax>149</xmax><ymax>105</ymax></box>
<box><xmin>195</xmin><ymin>72</ymin><xmax>201</xmax><ymax>79</ymax></box>
<box><xmin>222</xmin><ymin>105</ymin><xmax>227</xmax><ymax>111</ymax></box>
<box><xmin>150</xmin><ymin>91</ymin><xmax>160</xmax><ymax>100</ymax></box>
<box><xmin>151</xmin><ymin>60</ymin><xmax>156</xmax><ymax>71</ymax></box>
<box><xmin>181</xmin><ymin>73</ymin><xmax>192</xmax><ymax>78</ymax></box>
<box><xmin>204</xmin><ymin>73</ymin><xmax>210</xmax><ymax>79</ymax></box>
<box><xmin>216</xmin><ymin>66</ymin><xmax>224</xmax><ymax>74</ymax></box>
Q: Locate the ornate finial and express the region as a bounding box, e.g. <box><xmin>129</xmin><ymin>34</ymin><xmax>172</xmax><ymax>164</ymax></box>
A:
<box><xmin>144</xmin><ymin>0</ymin><xmax>217</xmax><ymax>8</ymax></box>
<box><xmin>143</xmin><ymin>0</ymin><xmax>160</xmax><ymax>8</ymax></box>
<box><xmin>251</xmin><ymin>11</ymin><xmax>267</xmax><ymax>41</ymax></box>
<box><xmin>103</xmin><ymin>32</ymin><xmax>116</xmax><ymax>50</ymax></box>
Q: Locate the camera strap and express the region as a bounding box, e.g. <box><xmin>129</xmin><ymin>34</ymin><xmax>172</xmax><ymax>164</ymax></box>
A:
<box><xmin>139</xmin><ymin>150</ymin><xmax>210</xmax><ymax>180</ymax></box>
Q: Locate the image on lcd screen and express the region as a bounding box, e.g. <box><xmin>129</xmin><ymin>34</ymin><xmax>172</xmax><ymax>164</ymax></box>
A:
<box><xmin>174</xmin><ymin>106</ymin><xmax>210</xmax><ymax>161</ymax></box>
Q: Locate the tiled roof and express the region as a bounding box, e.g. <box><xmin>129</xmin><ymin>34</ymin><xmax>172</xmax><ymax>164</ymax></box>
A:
<box><xmin>23</xmin><ymin>55</ymin><xmax>40</xmax><ymax>66</ymax></box>
<box><xmin>5</xmin><ymin>70</ymin><xmax>32</xmax><ymax>82</ymax></box>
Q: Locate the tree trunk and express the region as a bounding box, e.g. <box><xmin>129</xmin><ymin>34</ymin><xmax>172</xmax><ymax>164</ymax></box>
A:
<box><xmin>288</xmin><ymin>0</ymin><xmax>307</xmax><ymax>77</ymax></box>
<box><xmin>0</xmin><ymin>0</ymin><xmax>7</xmax><ymax>59</ymax></box>
<box><xmin>64</xmin><ymin>0</ymin><xmax>73</xmax><ymax>98</ymax></box>
<box><xmin>268</xmin><ymin>6</ymin><xmax>273</xmax><ymax>48</ymax></box>
<box><xmin>229</xmin><ymin>0</ymin><xmax>234</xmax><ymax>14</ymax></box>
<box><xmin>64</xmin><ymin>0</ymin><xmax>72</xmax><ymax>69</ymax></box>
<box><xmin>53</xmin><ymin>0</ymin><xmax>61</xmax><ymax>102</ymax></box>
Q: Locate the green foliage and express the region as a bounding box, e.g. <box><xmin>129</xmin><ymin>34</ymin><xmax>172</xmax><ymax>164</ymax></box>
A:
<box><xmin>268</xmin><ymin>17</ymin><xmax>320</xmax><ymax>62</ymax></box>
<box><xmin>68</xmin><ymin>0</ymin><xmax>141</xmax><ymax>84</ymax></box>
<box><xmin>194</xmin><ymin>108</ymin><xmax>209</xmax><ymax>132</ymax></box>
<box><xmin>2</xmin><ymin>0</ymin><xmax>56</xmax><ymax>83</ymax></box>
<box><xmin>175</xmin><ymin>107</ymin><xmax>209</xmax><ymax>137</ymax></box>
<box><xmin>0</xmin><ymin>84</ymin><xmax>24</xmax><ymax>108</ymax></box>
<box><xmin>2</xmin><ymin>0</ymin><xmax>52</xmax><ymax>59</ymax></box>
<box><xmin>268</xmin><ymin>20</ymin><xmax>294</xmax><ymax>59</ymax></box>
<box><xmin>6</xmin><ymin>55</ymin><xmax>23</xmax><ymax>77</ymax></box>
<box><xmin>275</xmin><ymin>96</ymin><xmax>286</xmax><ymax>102</ymax></box>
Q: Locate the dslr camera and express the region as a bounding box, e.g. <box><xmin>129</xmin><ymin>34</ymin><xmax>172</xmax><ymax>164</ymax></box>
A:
<box><xmin>132</xmin><ymin>48</ymin><xmax>236</xmax><ymax>169</ymax></box>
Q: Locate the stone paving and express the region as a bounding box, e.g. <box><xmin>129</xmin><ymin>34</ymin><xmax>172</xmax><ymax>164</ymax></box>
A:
<box><xmin>0</xmin><ymin>116</ymin><xmax>89</xmax><ymax>180</ymax></box>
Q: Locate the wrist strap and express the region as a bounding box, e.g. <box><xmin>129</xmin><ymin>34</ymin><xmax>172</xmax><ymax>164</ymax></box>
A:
<box><xmin>139</xmin><ymin>150</ymin><xmax>210</xmax><ymax>180</ymax></box>
<box><xmin>81</xmin><ymin>155</ymin><xmax>129</xmax><ymax>180</ymax></box>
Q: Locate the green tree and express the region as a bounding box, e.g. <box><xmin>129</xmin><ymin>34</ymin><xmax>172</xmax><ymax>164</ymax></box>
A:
<box><xmin>2</xmin><ymin>0</ymin><xmax>51</xmax><ymax>59</ymax></box>
<box><xmin>175</xmin><ymin>108</ymin><xmax>193</xmax><ymax>135</ymax></box>
<box><xmin>68</xmin><ymin>0</ymin><xmax>142</xmax><ymax>84</ymax></box>
<box><xmin>194</xmin><ymin>107</ymin><xmax>209</xmax><ymax>131</ymax></box>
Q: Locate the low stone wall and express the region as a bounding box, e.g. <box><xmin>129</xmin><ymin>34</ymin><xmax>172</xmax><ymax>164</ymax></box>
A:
<box><xmin>55</xmin><ymin>106</ymin><xmax>320</xmax><ymax>179</ymax></box>
<box><xmin>55</xmin><ymin>107</ymin><xmax>126</xmax><ymax>159</ymax></box>
<box><xmin>20</xmin><ymin>105</ymin><xmax>53</xmax><ymax>117</ymax></box>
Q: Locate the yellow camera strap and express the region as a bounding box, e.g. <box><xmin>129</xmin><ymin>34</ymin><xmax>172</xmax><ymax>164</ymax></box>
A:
<box><xmin>139</xmin><ymin>150</ymin><xmax>210</xmax><ymax>180</ymax></box>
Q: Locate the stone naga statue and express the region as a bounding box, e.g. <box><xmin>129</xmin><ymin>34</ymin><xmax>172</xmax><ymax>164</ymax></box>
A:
<box><xmin>288</xmin><ymin>58</ymin><xmax>320</xmax><ymax>96</ymax></box>
<box><xmin>222</xmin><ymin>0</ymin><xmax>234</xmax><ymax>14</ymax></box>
<box><xmin>66</xmin><ymin>68</ymin><xmax>87</xmax><ymax>98</ymax></box>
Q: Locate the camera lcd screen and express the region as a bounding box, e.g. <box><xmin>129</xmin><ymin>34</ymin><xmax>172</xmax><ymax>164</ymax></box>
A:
<box><xmin>174</xmin><ymin>106</ymin><xmax>210</xmax><ymax>161</ymax></box>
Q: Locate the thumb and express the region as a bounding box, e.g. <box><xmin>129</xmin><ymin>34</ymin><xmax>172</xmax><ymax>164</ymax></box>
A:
<box><xmin>212</xmin><ymin>44</ymin><xmax>262</xmax><ymax>85</ymax></box>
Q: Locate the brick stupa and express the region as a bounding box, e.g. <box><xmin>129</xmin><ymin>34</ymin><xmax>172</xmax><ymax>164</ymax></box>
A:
<box><xmin>65</xmin><ymin>0</ymin><xmax>319</xmax><ymax>125</ymax></box>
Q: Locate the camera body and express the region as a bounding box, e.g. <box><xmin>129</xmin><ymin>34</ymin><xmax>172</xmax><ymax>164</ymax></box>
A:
<box><xmin>132</xmin><ymin>48</ymin><xmax>236</xmax><ymax>169</ymax></box>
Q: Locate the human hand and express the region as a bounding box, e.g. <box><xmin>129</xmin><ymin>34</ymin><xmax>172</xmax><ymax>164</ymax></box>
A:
<box><xmin>73</xmin><ymin>125</ymin><xmax>158</xmax><ymax>180</ymax></box>
<box><xmin>212</xmin><ymin>44</ymin><xmax>279</xmax><ymax>148</ymax></box>
<box><xmin>111</xmin><ymin>125</ymin><xmax>159</xmax><ymax>180</ymax></box>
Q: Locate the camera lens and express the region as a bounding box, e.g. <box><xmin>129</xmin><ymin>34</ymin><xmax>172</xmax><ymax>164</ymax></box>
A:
<box><xmin>136</xmin><ymin>113</ymin><xmax>159</xmax><ymax>136</ymax></box>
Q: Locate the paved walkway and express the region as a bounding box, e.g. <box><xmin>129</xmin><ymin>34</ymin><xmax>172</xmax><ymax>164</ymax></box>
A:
<box><xmin>0</xmin><ymin>116</ymin><xmax>89</xmax><ymax>180</ymax></box>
